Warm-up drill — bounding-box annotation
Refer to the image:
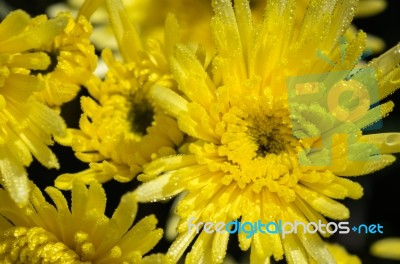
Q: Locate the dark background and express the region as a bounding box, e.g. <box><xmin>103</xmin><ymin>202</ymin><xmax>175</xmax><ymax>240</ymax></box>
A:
<box><xmin>1</xmin><ymin>0</ymin><xmax>399</xmax><ymax>263</ymax></box>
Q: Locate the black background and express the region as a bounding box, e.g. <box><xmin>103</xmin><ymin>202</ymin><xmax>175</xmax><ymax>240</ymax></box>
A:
<box><xmin>1</xmin><ymin>0</ymin><xmax>399</xmax><ymax>263</ymax></box>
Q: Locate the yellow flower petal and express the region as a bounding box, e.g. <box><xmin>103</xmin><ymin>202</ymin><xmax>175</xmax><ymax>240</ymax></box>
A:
<box><xmin>356</xmin><ymin>0</ymin><xmax>387</xmax><ymax>18</ymax></box>
<box><xmin>370</xmin><ymin>237</ymin><xmax>400</xmax><ymax>260</ymax></box>
<box><xmin>0</xmin><ymin>10</ymin><xmax>30</xmax><ymax>42</ymax></box>
<box><xmin>312</xmin><ymin>243</ymin><xmax>361</xmax><ymax>264</ymax></box>
<box><xmin>0</xmin><ymin>15</ymin><xmax>68</xmax><ymax>53</ymax></box>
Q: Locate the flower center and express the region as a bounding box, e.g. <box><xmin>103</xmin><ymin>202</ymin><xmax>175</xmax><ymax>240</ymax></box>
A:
<box><xmin>129</xmin><ymin>97</ymin><xmax>155</xmax><ymax>135</ymax></box>
<box><xmin>247</xmin><ymin>115</ymin><xmax>293</xmax><ymax>157</ymax></box>
<box><xmin>217</xmin><ymin>96</ymin><xmax>301</xmax><ymax>200</ymax></box>
<box><xmin>256</xmin><ymin>136</ymin><xmax>285</xmax><ymax>156</ymax></box>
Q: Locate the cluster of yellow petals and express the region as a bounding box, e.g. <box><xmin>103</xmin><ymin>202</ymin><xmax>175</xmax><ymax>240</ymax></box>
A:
<box><xmin>31</xmin><ymin>12</ymin><xmax>98</xmax><ymax>109</ymax></box>
<box><xmin>0</xmin><ymin>10</ymin><xmax>68</xmax><ymax>206</ymax></box>
<box><xmin>55</xmin><ymin>3</ymin><xmax>184</xmax><ymax>189</ymax></box>
<box><xmin>0</xmin><ymin>0</ymin><xmax>398</xmax><ymax>263</ymax></box>
<box><xmin>50</xmin><ymin>0</ymin><xmax>387</xmax><ymax>54</ymax></box>
<box><xmin>134</xmin><ymin>0</ymin><xmax>400</xmax><ymax>263</ymax></box>
<box><xmin>0</xmin><ymin>181</ymin><xmax>163</xmax><ymax>263</ymax></box>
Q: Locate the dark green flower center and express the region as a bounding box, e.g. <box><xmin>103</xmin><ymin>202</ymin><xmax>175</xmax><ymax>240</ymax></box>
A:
<box><xmin>129</xmin><ymin>98</ymin><xmax>154</xmax><ymax>135</ymax></box>
<box><xmin>256</xmin><ymin>131</ymin><xmax>288</xmax><ymax>157</ymax></box>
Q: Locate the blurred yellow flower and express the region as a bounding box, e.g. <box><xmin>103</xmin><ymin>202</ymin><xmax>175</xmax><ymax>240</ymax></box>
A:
<box><xmin>134</xmin><ymin>0</ymin><xmax>400</xmax><ymax>263</ymax></box>
<box><xmin>32</xmin><ymin>12</ymin><xmax>98</xmax><ymax>109</ymax></box>
<box><xmin>0</xmin><ymin>10</ymin><xmax>67</xmax><ymax>206</ymax></box>
<box><xmin>370</xmin><ymin>237</ymin><xmax>400</xmax><ymax>260</ymax></box>
<box><xmin>55</xmin><ymin>0</ymin><xmax>184</xmax><ymax>189</ymax></box>
<box><xmin>0</xmin><ymin>180</ymin><xmax>163</xmax><ymax>263</ymax></box>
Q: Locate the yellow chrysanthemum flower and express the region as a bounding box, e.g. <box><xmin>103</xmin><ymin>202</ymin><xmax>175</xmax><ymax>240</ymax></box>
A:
<box><xmin>55</xmin><ymin>0</ymin><xmax>184</xmax><ymax>189</ymax></box>
<box><xmin>0</xmin><ymin>180</ymin><xmax>163</xmax><ymax>263</ymax></box>
<box><xmin>31</xmin><ymin>12</ymin><xmax>98</xmax><ymax>109</ymax></box>
<box><xmin>0</xmin><ymin>10</ymin><xmax>68</xmax><ymax>206</ymax></box>
<box><xmin>370</xmin><ymin>237</ymin><xmax>400</xmax><ymax>260</ymax></box>
<box><xmin>134</xmin><ymin>0</ymin><xmax>400</xmax><ymax>263</ymax></box>
<box><xmin>48</xmin><ymin>0</ymin><xmax>387</xmax><ymax>54</ymax></box>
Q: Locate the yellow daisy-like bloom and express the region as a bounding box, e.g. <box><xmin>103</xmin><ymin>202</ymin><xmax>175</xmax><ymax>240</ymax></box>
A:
<box><xmin>134</xmin><ymin>0</ymin><xmax>400</xmax><ymax>263</ymax></box>
<box><xmin>0</xmin><ymin>180</ymin><xmax>163</xmax><ymax>263</ymax></box>
<box><xmin>0</xmin><ymin>10</ymin><xmax>68</xmax><ymax>206</ymax></box>
<box><xmin>31</xmin><ymin>12</ymin><xmax>98</xmax><ymax>109</ymax></box>
<box><xmin>55</xmin><ymin>0</ymin><xmax>184</xmax><ymax>189</ymax></box>
<box><xmin>370</xmin><ymin>237</ymin><xmax>400</xmax><ymax>260</ymax></box>
<box><xmin>49</xmin><ymin>0</ymin><xmax>387</xmax><ymax>54</ymax></box>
